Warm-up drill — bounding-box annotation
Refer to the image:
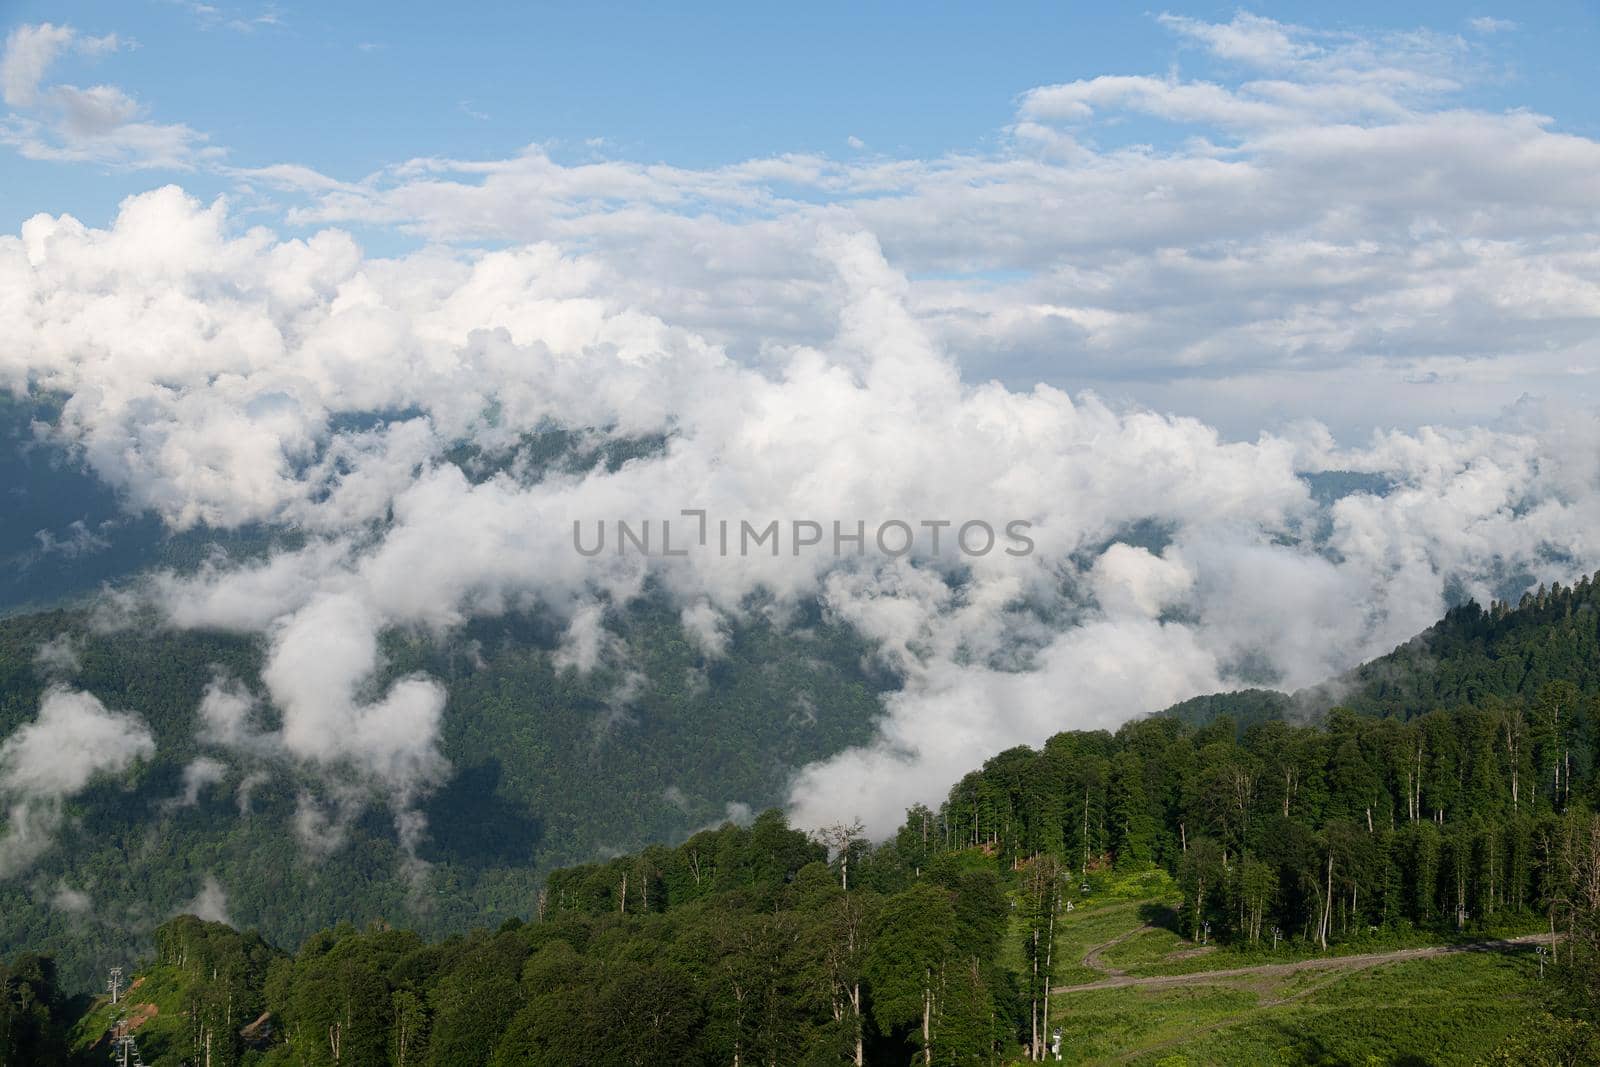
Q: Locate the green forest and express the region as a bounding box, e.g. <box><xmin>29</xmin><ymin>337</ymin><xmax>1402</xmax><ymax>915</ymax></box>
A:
<box><xmin>0</xmin><ymin>592</ymin><xmax>890</xmax><ymax>991</ymax></box>
<box><xmin>8</xmin><ymin>579</ymin><xmax>1600</xmax><ymax>1064</ymax></box>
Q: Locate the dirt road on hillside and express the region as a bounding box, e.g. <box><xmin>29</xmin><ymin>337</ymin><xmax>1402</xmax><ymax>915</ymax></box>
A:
<box><xmin>1052</xmin><ymin>932</ymin><xmax>1549</xmax><ymax>994</ymax></box>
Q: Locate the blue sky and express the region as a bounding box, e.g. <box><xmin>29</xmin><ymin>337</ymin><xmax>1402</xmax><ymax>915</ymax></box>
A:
<box><xmin>4</xmin><ymin>1</ymin><xmax>1598</xmax><ymax>228</ymax></box>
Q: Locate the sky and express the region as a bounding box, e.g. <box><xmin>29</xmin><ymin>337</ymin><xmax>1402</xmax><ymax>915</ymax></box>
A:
<box><xmin>3</xmin><ymin>4</ymin><xmax>1600</xmax><ymax>852</ymax></box>
<box><xmin>3</xmin><ymin>4</ymin><xmax>1599</xmax><ymax>188</ymax></box>
<box><xmin>5</xmin><ymin>2</ymin><xmax>1599</xmax><ymax>435</ymax></box>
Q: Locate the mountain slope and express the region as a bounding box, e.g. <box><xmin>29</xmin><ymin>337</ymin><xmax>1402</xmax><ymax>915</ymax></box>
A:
<box><xmin>25</xmin><ymin>629</ymin><xmax>1600</xmax><ymax>1065</ymax></box>
<box><xmin>6</xmin><ymin>567</ymin><xmax>1600</xmax><ymax>993</ymax></box>
<box><xmin>0</xmin><ymin>596</ymin><xmax>891</xmax><ymax>989</ymax></box>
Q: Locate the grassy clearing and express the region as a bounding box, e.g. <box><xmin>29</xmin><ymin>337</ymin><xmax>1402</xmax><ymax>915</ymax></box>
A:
<box><xmin>1053</xmin><ymin>952</ymin><xmax>1540</xmax><ymax>1066</ymax></box>
<box><xmin>1029</xmin><ymin>869</ymin><xmax>1548</xmax><ymax>1065</ymax></box>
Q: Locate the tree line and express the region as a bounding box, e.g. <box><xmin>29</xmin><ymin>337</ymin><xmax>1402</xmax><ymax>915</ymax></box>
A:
<box><xmin>8</xmin><ymin>687</ymin><xmax>1597</xmax><ymax>1065</ymax></box>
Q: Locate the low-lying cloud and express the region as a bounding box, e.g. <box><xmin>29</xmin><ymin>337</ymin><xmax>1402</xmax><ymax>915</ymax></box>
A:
<box><xmin>0</xmin><ymin>688</ymin><xmax>156</xmax><ymax>876</ymax></box>
<box><xmin>0</xmin><ymin>12</ymin><xmax>1597</xmax><ymax>848</ymax></box>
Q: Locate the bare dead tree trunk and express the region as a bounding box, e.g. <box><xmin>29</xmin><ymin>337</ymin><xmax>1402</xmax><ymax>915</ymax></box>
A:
<box><xmin>852</xmin><ymin>981</ymin><xmax>864</xmax><ymax>1067</ymax></box>
<box><xmin>1082</xmin><ymin>782</ymin><xmax>1091</xmax><ymax>877</ymax></box>
<box><xmin>922</xmin><ymin>971</ymin><xmax>933</xmax><ymax>1067</ymax></box>
<box><xmin>1320</xmin><ymin>854</ymin><xmax>1333</xmax><ymax>950</ymax></box>
<box><xmin>1041</xmin><ymin>887</ymin><xmax>1057</xmax><ymax>1060</ymax></box>
<box><xmin>1030</xmin><ymin>926</ymin><xmax>1039</xmax><ymax>1060</ymax></box>
<box><xmin>817</xmin><ymin>820</ymin><xmax>865</xmax><ymax>891</ymax></box>
<box><xmin>1507</xmin><ymin>724</ymin><xmax>1519</xmax><ymax>810</ymax></box>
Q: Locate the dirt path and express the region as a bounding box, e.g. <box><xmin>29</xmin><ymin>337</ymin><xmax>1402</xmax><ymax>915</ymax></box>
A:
<box><xmin>1080</xmin><ymin>924</ymin><xmax>1156</xmax><ymax>977</ymax></box>
<box><xmin>1052</xmin><ymin>932</ymin><xmax>1548</xmax><ymax>995</ymax></box>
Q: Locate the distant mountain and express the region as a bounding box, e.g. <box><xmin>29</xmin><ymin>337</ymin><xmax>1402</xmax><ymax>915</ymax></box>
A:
<box><xmin>1163</xmin><ymin>573</ymin><xmax>1600</xmax><ymax>733</ymax></box>
<box><xmin>0</xmin><ymin>594</ymin><xmax>891</xmax><ymax>989</ymax></box>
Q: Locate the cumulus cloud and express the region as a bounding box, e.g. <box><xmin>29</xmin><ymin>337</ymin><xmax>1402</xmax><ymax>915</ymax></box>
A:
<box><xmin>0</xmin><ymin>688</ymin><xmax>155</xmax><ymax>876</ymax></box>
<box><xmin>188</xmin><ymin>601</ymin><xmax>448</xmax><ymax>852</ymax></box>
<box><xmin>4</xmin><ymin>179</ymin><xmax>1600</xmax><ymax>841</ymax></box>
<box><xmin>262</xmin><ymin>594</ymin><xmax>448</xmax><ymax>797</ymax></box>
<box><xmin>1</xmin><ymin>14</ymin><xmax>1599</xmax><ymax>844</ymax></box>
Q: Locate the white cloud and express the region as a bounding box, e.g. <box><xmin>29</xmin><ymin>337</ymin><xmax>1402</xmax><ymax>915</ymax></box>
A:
<box><xmin>0</xmin><ymin>688</ymin><xmax>155</xmax><ymax>876</ymax></box>
<box><xmin>3</xmin><ymin>172</ymin><xmax>1599</xmax><ymax>843</ymax></box>
<box><xmin>35</xmin><ymin>520</ymin><xmax>110</xmax><ymax>558</ymax></box>
<box><xmin>169</xmin><ymin>756</ymin><xmax>228</xmax><ymax>808</ymax></box>
<box><xmin>0</xmin><ymin>22</ymin><xmax>209</xmax><ymax>169</ymax></box>
<box><xmin>1468</xmin><ymin>17</ymin><xmax>1517</xmax><ymax>35</ymax></box>
<box><xmin>0</xmin><ymin>688</ymin><xmax>155</xmax><ymax>798</ymax></box>
<box><xmin>260</xmin><ymin>593</ymin><xmax>448</xmax><ymax>799</ymax></box>
<box><xmin>50</xmin><ymin>881</ymin><xmax>92</xmax><ymax>913</ymax></box>
<box><xmin>553</xmin><ymin>600</ymin><xmax>617</xmax><ymax>674</ymax></box>
<box><xmin>1</xmin><ymin>23</ymin><xmax>73</xmax><ymax>108</ymax></box>
<box><xmin>1158</xmin><ymin>12</ymin><xmax>1319</xmax><ymax>68</ymax></box>
<box><xmin>181</xmin><ymin>874</ymin><xmax>231</xmax><ymax>924</ymax></box>
<box><xmin>1090</xmin><ymin>544</ymin><xmax>1194</xmax><ymax>619</ymax></box>
<box><xmin>207</xmin><ymin>15</ymin><xmax>1595</xmax><ymax>442</ymax></box>
<box><xmin>34</xmin><ymin>634</ymin><xmax>81</xmax><ymax>676</ymax></box>
<box><xmin>164</xmin><ymin>1</ymin><xmax>282</xmax><ymax>34</ymax></box>
<box><xmin>680</xmin><ymin>599</ymin><xmax>730</xmax><ymax>659</ymax></box>
<box><xmin>1</xmin><ymin>23</ymin><xmax>119</xmax><ymax>109</ymax></box>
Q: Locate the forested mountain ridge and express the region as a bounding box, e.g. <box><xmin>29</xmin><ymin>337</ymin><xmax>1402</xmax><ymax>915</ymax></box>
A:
<box><xmin>1325</xmin><ymin>577</ymin><xmax>1600</xmax><ymax>716</ymax></box>
<box><xmin>0</xmin><ymin>595</ymin><xmax>891</xmax><ymax>991</ymax></box>
<box><xmin>7</xmin><ymin>571</ymin><xmax>1600</xmax><ymax>1006</ymax></box>
<box><xmin>1168</xmin><ymin>573</ymin><xmax>1600</xmax><ymax>732</ymax></box>
<box><xmin>8</xmin><ymin>652</ymin><xmax>1600</xmax><ymax>1064</ymax></box>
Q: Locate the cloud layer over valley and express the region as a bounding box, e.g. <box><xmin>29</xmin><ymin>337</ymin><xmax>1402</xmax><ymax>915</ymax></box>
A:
<box><xmin>1</xmin><ymin>12</ymin><xmax>1598</xmax><ymax>847</ymax></box>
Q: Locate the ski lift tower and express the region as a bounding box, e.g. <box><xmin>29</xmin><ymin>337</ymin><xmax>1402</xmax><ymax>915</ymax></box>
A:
<box><xmin>107</xmin><ymin>966</ymin><xmax>124</xmax><ymax>1005</ymax></box>
<box><xmin>111</xmin><ymin>1014</ymin><xmax>143</xmax><ymax>1067</ymax></box>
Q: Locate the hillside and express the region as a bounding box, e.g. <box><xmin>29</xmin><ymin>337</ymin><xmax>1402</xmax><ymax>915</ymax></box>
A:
<box><xmin>1329</xmin><ymin>581</ymin><xmax>1600</xmax><ymax>715</ymax></box>
<box><xmin>8</xmin><ymin>573</ymin><xmax>1600</xmax><ymax>994</ymax></box>
<box><xmin>10</xmin><ymin>659</ymin><xmax>1599</xmax><ymax>1065</ymax></box>
<box><xmin>1166</xmin><ymin>574</ymin><xmax>1600</xmax><ymax>731</ymax></box>
<box><xmin>0</xmin><ymin>596</ymin><xmax>890</xmax><ymax>990</ymax></box>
